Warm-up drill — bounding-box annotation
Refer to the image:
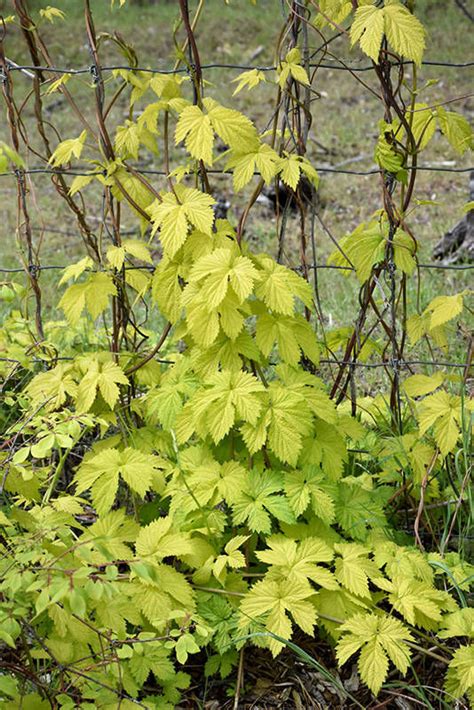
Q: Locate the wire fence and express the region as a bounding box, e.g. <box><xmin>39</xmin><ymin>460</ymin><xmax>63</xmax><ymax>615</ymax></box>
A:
<box><xmin>4</xmin><ymin>58</ymin><xmax>474</xmax><ymax>76</ymax></box>
<box><xmin>1</xmin><ymin>20</ymin><xmax>473</xmax><ymax>395</ymax></box>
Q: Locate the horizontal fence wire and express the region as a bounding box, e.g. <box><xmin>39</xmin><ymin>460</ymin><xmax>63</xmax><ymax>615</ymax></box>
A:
<box><xmin>0</xmin><ymin>356</ymin><xmax>470</xmax><ymax>369</ymax></box>
<box><xmin>1</xmin><ymin>261</ymin><xmax>473</xmax><ymax>274</ymax></box>
<box><xmin>1</xmin><ymin>165</ymin><xmax>473</xmax><ymax>179</ymax></box>
<box><xmin>4</xmin><ymin>58</ymin><xmax>474</xmax><ymax>77</ymax></box>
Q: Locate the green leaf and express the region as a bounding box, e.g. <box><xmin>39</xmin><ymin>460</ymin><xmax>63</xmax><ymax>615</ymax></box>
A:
<box><xmin>335</xmin><ymin>480</ymin><xmax>387</xmax><ymax>541</ymax></box>
<box><xmin>407</xmin><ymin>103</ymin><xmax>437</xmax><ymax>151</ymax></box>
<box><xmin>0</xmin><ymin>675</ymin><xmax>18</xmax><ymax>697</ymax></box>
<box><xmin>278</xmin><ymin>155</ymin><xmax>302</xmax><ymax>191</ymax></box>
<box><xmin>129</xmin><ymin>644</ymin><xmax>175</xmax><ymax>686</ymax></box>
<box><xmin>69</xmin><ymin>588</ymin><xmax>87</xmax><ymax>618</ymax></box>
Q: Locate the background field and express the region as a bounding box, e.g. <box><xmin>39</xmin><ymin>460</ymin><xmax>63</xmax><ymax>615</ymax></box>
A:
<box><xmin>1</xmin><ymin>0</ymin><xmax>472</xmax><ymax>324</ymax></box>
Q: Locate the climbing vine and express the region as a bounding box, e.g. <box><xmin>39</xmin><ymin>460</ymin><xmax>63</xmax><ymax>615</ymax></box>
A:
<box><xmin>0</xmin><ymin>0</ymin><xmax>473</xmax><ymax>707</ymax></box>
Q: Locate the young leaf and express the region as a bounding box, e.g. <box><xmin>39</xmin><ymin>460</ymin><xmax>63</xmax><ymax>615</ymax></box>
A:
<box><xmin>284</xmin><ymin>468</ymin><xmax>336</xmax><ymax>524</ymax></box>
<box><xmin>232</xmin><ymin>68</ymin><xmax>267</xmax><ymax>95</ymax></box>
<box><xmin>254</xmin><ymin>255</ymin><xmax>313</xmax><ymax>315</ymax></box>
<box><xmin>49</xmin><ymin>130</ymin><xmax>87</xmax><ymax>166</ymax></box>
<box><xmin>175</xmin><ymin>105</ymin><xmax>214</xmax><ymax>164</ymax></box>
<box><xmin>444</xmin><ymin>645</ymin><xmax>474</xmax><ymax>701</ymax></box>
<box><xmin>231</xmin><ymin>469</ymin><xmax>295</xmax><ymax>533</ymax></box>
<box><xmin>177</xmin><ymin>370</ymin><xmax>264</xmax><ymax>444</ymax></box>
<box><xmin>189</xmin><ymin>248</ymin><xmax>258</xmax><ymax>308</ymax></box>
<box><xmin>240</xmin><ymin>577</ymin><xmax>316</xmax><ymax>655</ymax></box>
<box><xmin>334</xmin><ymin>543</ymin><xmax>377</xmax><ymax>598</ymax></box>
<box><xmin>437</xmin><ymin>108</ymin><xmax>474</xmax><ymax>155</ymax></box>
<box><xmin>59</xmin><ymin>273</ymin><xmax>116</xmax><ymax>324</ymax></box>
<box><xmin>403</xmin><ymin>373</ymin><xmax>444</xmax><ymax>398</ymax></box>
<box><xmin>257</xmin><ymin>535</ymin><xmax>336</xmax><ymax>589</ymax></box>
<box><xmin>350</xmin><ymin>5</ymin><xmax>385</xmax><ymax>63</ymax></box>
<box><xmin>418</xmin><ymin>390</ymin><xmax>461</xmax><ymax>456</ymax></box>
<box><xmin>148</xmin><ymin>185</ymin><xmax>215</xmax><ymax>256</ymax></box>
<box><xmin>225</xmin><ymin>143</ymin><xmax>279</xmax><ymax>191</ymax></box>
<box><xmin>393</xmin><ymin>229</ymin><xmax>416</xmax><ymax>276</ymax></box>
<box><xmin>75</xmin><ymin>359</ymin><xmax>129</xmax><ymax>412</ymax></box>
<box><xmin>135</xmin><ymin>517</ymin><xmax>192</xmax><ymax>561</ymax></box>
<box><xmin>278</xmin><ymin>48</ymin><xmax>310</xmax><ymax>87</ymax></box>
<box><xmin>204</xmin><ymin>97</ymin><xmax>259</xmax><ymax>152</ymax></box>
<box><xmin>383</xmin><ymin>574</ymin><xmax>453</xmax><ymax>628</ymax></box>
<box><xmin>346</xmin><ymin>226</ymin><xmax>385</xmax><ymax>283</ymax></box>
<box><xmin>425</xmin><ymin>293</ymin><xmax>464</xmax><ymax>329</ymax></box>
<box><xmin>337</xmin><ymin>613</ymin><xmax>413</xmax><ymax>696</ymax></box>
<box><xmin>40</xmin><ymin>6</ymin><xmax>65</xmax><ymax>23</ymax></box>
<box><xmin>68</xmin><ymin>173</ymin><xmax>95</xmax><ymax>196</ymax></box>
<box><xmin>351</xmin><ymin>3</ymin><xmax>426</xmax><ymax>66</ymax></box>
<box><xmin>383</xmin><ymin>3</ymin><xmax>426</xmax><ymax>66</ymax></box>
<box><xmin>26</xmin><ymin>364</ymin><xmax>77</xmax><ymax>410</ymax></box>
<box><xmin>439</xmin><ymin>608</ymin><xmax>474</xmax><ymax>640</ymax></box>
<box><xmin>75</xmin><ymin>448</ymin><xmax>164</xmax><ymax>514</ymax></box>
